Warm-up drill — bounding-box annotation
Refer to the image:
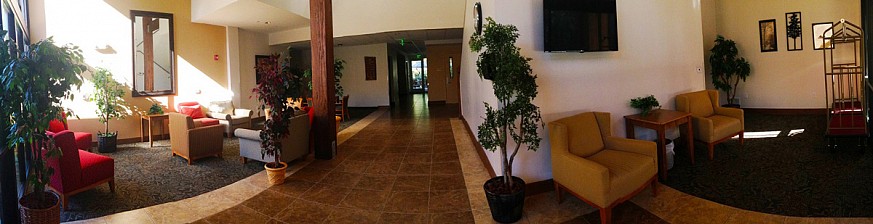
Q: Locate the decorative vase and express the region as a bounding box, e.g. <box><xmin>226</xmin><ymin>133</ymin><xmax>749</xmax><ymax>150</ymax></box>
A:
<box><xmin>18</xmin><ymin>191</ymin><xmax>60</xmax><ymax>224</ymax></box>
<box><xmin>97</xmin><ymin>134</ymin><xmax>117</xmax><ymax>153</ymax></box>
<box><xmin>484</xmin><ymin>176</ymin><xmax>526</xmax><ymax>223</ymax></box>
<box><xmin>265</xmin><ymin>162</ymin><xmax>288</xmax><ymax>186</ymax></box>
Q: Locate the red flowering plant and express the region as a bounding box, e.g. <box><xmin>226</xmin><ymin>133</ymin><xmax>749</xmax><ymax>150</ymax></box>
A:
<box><xmin>252</xmin><ymin>54</ymin><xmax>291</xmax><ymax>168</ymax></box>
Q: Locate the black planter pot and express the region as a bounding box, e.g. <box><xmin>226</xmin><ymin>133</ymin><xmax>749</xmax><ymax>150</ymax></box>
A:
<box><xmin>97</xmin><ymin>135</ymin><xmax>117</xmax><ymax>153</ymax></box>
<box><xmin>484</xmin><ymin>176</ymin><xmax>525</xmax><ymax>223</ymax></box>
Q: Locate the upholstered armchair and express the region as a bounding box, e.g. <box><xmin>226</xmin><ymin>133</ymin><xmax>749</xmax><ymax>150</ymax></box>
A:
<box><xmin>675</xmin><ymin>90</ymin><xmax>744</xmax><ymax>160</ymax></box>
<box><xmin>236</xmin><ymin>112</ymin><xmax>310</xmax><ymax>163</ymax></box>
<box><xmin>207</xmin><ymin>101</ymin><xmax>253</xmax><ymax>137</ymax></box>
<box><xmin>48</xmin><ymin>112</ymin><xmax>92</xmax><ymax>151</ymax></box>
<box><xmin>549</xmin><ymin>112</ymin><xmax>658</xmax><ymax>224</ymax></box>
<box><xmin>169</xmin><ymin>113</ymin><xmax>225</xmax><ymax>165</ymax></box>
<box><xmin>47</xmin><ymin>131</ymin><xmax>115</xmax><ymax>209</ymax></box>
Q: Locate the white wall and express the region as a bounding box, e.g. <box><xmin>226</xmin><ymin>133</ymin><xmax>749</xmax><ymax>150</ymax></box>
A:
<box><xmin>712</xmin><ymin>0</ymin><xmax>860</xmax><ymax>108</ymax></box>
<box><xmin>461</xmin><ymin>0</ymin><xmax>706</xmax><ymax>182</ymax></box>
<box><xmin>237</xmin><ymin>28</ymin><xmax>273</xmax><ymax>112</ymax></box>
<box><xmin>334</xmin><ymin>43</ymin><xmax>390</xmax><ymax>107</ymax></box>
<box><xmin>268</xmin><ymin>0</ymin><xmax>465</xmax><ymax>45</ymax></box>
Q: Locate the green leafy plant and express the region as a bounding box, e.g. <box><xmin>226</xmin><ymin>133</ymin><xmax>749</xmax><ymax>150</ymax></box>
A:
<box><xmin>710</xmin><ymin>35</ymin><xmax>751</xmax><ymax>105</ymax></box>
<box><xmin>630</xmin><ymin>95</ymin><xmax>661</xmax><ymax>116</ymax></box>
<box><xmin>303</xmin><ymin>59</ymin><xmax>346</xmax><ymax>98</ymax></box>
<box><xmin>148</xmin><ymin>104</ymin><xmax>164</xmax><ymax>115</ymax></box>
<box><xmin>470</xmin><ymin>17</ymin><xmax>544</xmax><ymax>190</ymax></box>
<box><xmin>88</xmin><ymin>67</ymin><xmax>130</xmax><ymax>137</ymax></box>
<box><xmin>253</xmin><ymin>54</ymin><xmax>291</xmax><ymax>167</ymax></box>
<box><xmin>281</xmin><ymin>46</ymin><xmax>307</xmax><ymax>100</ymax></box>
<box><xmin>2</xmin><ymin>37</ymin><xmax>86</xmax><ymax>206</ymax></box>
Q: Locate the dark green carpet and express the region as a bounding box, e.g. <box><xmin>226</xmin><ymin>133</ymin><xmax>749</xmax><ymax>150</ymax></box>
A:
<box><xmin>665</xmin><ymin>112</ymin><xmax>873</xmax><ymax>217</ymax></box>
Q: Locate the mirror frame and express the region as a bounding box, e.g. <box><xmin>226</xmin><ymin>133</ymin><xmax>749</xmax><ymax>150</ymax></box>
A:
<box><xmin>130</xmin><ymin>10</ymin><xmax>176</xmax><ymax>97</ymax></box>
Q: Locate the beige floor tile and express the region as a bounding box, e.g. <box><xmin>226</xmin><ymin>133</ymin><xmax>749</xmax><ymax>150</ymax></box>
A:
<box><xmin>724</xmin><ymin>209</ymin><xmax>786</xmax><ymax>224</ymax></box>
<box><xmin>64</xmin><ymin>217</ymin><xmax>109</xmax><ymax>224</ymax></box>
<box><xmin>667</xmin><ymin>197</ymin><xmax>737</xmax><ymax>224</ymax></box>
<box><xmin>102</xmin><ymin>209</ymin><xmax>157</xmax><ymax>224</ymax></box>
<box><xmin>144</xmin><ymin>201</ymin><xmax>204</xmax><ymax>224</ymax></box>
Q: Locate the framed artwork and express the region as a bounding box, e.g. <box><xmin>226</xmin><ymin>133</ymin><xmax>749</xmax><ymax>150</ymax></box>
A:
<box><xmin>365</xmin><ymin>56</ymin><xmax>377</xmax><ymax>80</ymax></box>
<box><xmin>759</xmin><ymin>19</ymin><xmax>778</xmax><ymax>52</ymax></box>
<box><xmin>255</xmin><ymin>55</ymin><xmax>270</xmax><ymax>83</ymax></box>
<box><xmin>785</xmin><ymin>12</ymin><xmax>802</xmax><ymax>51</ymax></box>
<box><xmin>812</xmin><ymin>22</ymin><xmax>834</xmax><ymax>50</ymax></box>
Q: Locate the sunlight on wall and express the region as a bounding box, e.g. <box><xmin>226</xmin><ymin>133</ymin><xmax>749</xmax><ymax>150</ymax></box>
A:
<box><xmin>176</xmin><ymin>56</ymin><xmax>234</xmax><ymax>105</ymax></box>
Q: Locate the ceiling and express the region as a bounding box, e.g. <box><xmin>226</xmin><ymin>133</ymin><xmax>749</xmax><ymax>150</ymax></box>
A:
<box><xmin>192</xmin><ymin>0</ymin><xmax>309</xmax><ymax>33</ymax></box>
<box><xmin>283</xmin><ymin>28</ymin><xmax>464</xmax><ymax>56</ymax></box>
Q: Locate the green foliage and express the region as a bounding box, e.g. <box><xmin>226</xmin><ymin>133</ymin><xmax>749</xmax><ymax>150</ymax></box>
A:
<box><xmin>1</xmin><ymin>36</ymin><xmax>86</xmax><ymax>201</ymax></box>
<box><xmin>470</xmin><ymin>18</ymin><xmax>543</xmax><ymax>188</ymax></box>
<box><xmin>88</xmin><ymin>67</ymin><xmax>130</xmax><ymax>137</ymax></box>
<box><xmin>303</xmin><ymin>59</ymin><xmax>346</xmax><ymax>98</ymax></box>
<box><xmin>709</xmin><ymin>35</ymin><xmax>751</xmax><ymax>105</ymax></box>
<box><xmin>253</xmin><ymin>54</ymin><xmax>291</xmax><ymax>165</ymax></box>
<box><xmin>148</xmin><ymin>104</ymin><xmax>164</xmax><ymax>115</ymax></box>
<box><xmin>630</xmin><ymin>95</ymin><xmax>661</xmax><ymax>116</ymax></box>
<box><xmin>281</xmin><ymin>46</ymin><xmax>307</xmax><ymax>100</ymax></box>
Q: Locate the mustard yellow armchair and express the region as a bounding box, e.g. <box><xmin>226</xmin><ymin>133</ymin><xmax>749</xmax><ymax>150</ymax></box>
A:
<box><xmin>549</xmin><ymin>112</ymin><xmax>658</xmax><ymax>224</ymax></box>
<box><xmin>675</xmin><ymin>90</ymin><xmax>744</xmax><ymax>160</ymax></box>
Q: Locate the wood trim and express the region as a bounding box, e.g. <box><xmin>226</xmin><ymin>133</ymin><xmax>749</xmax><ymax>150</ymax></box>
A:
<box><xmin>741</xmin><ymin>108</ymin><xmax>826</xmax><ymax>115</ymax></box>
<box><xmin>555</xmin><ymin>175</ymin><xmax>657</xmax><ymax>224</ymax></box>
<box><xmin>48</xmin><ymin>177</ymin><xmax>114</xmax><ymax>209</ymax></box>
<box><xmin>459</xmin><ymin>115</ymin><xmax>496</xmax><ymax>178</ymax></box>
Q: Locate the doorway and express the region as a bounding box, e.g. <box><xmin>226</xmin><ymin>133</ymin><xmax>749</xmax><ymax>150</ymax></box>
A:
<box><xmin>410</xmin><ymin>58</ymin><xmax>428</xmax><ymax>93</ymax></box>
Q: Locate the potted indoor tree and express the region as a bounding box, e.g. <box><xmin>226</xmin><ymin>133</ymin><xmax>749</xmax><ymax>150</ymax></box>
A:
<box><xmin>470</xmin><ymin>18</ymin><xmax>544</xmax><ymax>223</ymax></box>
<box><xmin>88</xmin><ymin>67</ymin><xmax>129</xmax><ymax>153</ymax></box>
<box><xmin>304</xmin><ymin>59</ymin><xmax>346</xmax><ymax>98</ymax></box>
<box><xmin>3</xmin><ymin>37</ymin><xmax>86</xmax><ymax>223</ymax></box>
<box><xmin>710</xmin><ymin>35</ymin><xmax>751</xmax><ymax>107</ymax></box>
<box><xmin>253</xmin><ymin>54</ymin><xmax>292</xmax><ymax>185</ymax></box>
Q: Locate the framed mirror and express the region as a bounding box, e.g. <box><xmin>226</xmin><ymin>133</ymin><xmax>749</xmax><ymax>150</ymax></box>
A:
<box><xmin>131</xmin><ymin>10</ymin><xmax>175</xmax><ymax>96</ymax></box>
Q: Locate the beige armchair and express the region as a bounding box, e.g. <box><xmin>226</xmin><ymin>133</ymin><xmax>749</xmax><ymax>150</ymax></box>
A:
<box><xmin>549</xmin><ymin>112</ymin><xmax>658</xmax><ymax>224</ymax></box>
<box><xmin>675</xmin><ymin>90</ymin><xmax>744</xmax><ymax>160</ymax></box>
<box><xmin>169</xmin><ymin>113</ymin><xmax>225</xmax><ymax>165</ymax></box>
<box><xmin>207</xmin><ymin>101</ymin><xmax>253</xmax><ymax>137</ymax></box>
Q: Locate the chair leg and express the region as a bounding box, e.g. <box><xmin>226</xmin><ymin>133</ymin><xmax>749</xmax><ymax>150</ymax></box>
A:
<box><xmin>708</xmin><ymin>143</ymin><xmax>715</xmax><ymax>160</ymax></box>
<box><xmin>555</xmin><ymin>182</ymin><xmax>563</xmax><ymax>203</ymax></box>
<box><xmin>599</xmin><ymin>207</ymin><xmax>612</xmax><ymax>224</ymax></box>
<box><xmin>109</xmin><ymin>180</ymin><xmax>116</xmax><ymax>193</ymax></box>
<box><xmin>739</xmin><ymin>132</ymin><xmax>745</xmax><ymax>145</ymax></box>
<box><xmin>651</xmin><ymin>179</ymin><xmax>658</xmax><ymax>196</ymax></box>
<box><xmin>241</xmin><ymin>157</ymin><xmax>247</xmax><ymax>164</ymax></box>
<box><xmin>62</xmin><ymin>195</ymin><xmax>68</xmax><ymax>210</ymax></box>
<box><xmin>187</xmin><ymin>159</ymin><xmax>193</xmax><ymax>165</ymax></box>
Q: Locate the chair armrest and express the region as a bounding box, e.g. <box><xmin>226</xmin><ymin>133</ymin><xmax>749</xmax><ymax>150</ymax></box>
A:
<box><xmin>234</xmin><ymin>109</ymin><xmax>253</xmax><ymax>117</ymax></box>
<box><xmin>211</xmin><ymin>113</ymin><xmax>232</xmax><ymax>120</ymax></box>
<box><xmin>605</xmin><ymin>137</ymin><xmax>657</xmax><ymax>158</ymax></box>
<box><xmin>552</xmin><ymin>154</ymin><xmax>609</xmax><ymax>195</ymax></box>
<box><xmin>691</xmin><ymin>116</ymin><xmax>714</xmax><ymax>140</ymax></box>
<box><xmin>234</xmin><ymin>128</ymin><xmax>261</xmax><ymax>140</ymax></box>
<box><xmin>714</xmin><ymin>107</ymin><xmax>744</xmax><ymax>128</ymax></box>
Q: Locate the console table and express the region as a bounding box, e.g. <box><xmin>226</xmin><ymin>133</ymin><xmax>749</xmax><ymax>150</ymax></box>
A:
<box><xmin>140</xmin><ymin>114</ymin><xmax>169</xmax><ymax>147</ymax></box>
<box><xmin>624</xmin><ymin>109</ymin><xmax>694</xmax><ymax>180</ymax></box>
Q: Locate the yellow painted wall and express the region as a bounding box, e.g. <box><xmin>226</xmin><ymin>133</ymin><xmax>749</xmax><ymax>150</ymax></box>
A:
<box><xmin>709</xmin><ymin>0</ymin><xmax>860</xmax><ymax>108</ymax></box>
<box><xmin>29</xmin><ymin>0</ymin><xmax>228</xmax><ymax>142</ymax></box>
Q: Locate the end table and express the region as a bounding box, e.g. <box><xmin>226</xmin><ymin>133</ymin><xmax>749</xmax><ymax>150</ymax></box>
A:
<box><xmin>141</xmin><ymin>114</ymin><xmax>169</xmax><ymax>147</ymax></box>
<box><xmin>624</xmin><ymin>109</ymin><xmax>694</xmax><ymax>180</ymax></box>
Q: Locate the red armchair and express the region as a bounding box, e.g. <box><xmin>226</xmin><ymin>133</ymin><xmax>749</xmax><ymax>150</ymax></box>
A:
<box><xmin>46</xmin><ymin>130</ymin><xmax>115</xmax><ymax>209</ymax></box>
<box><xmin>48</xmin><ymin>113</ymin><xmax>92</xmax><ymax>151</ymax></box>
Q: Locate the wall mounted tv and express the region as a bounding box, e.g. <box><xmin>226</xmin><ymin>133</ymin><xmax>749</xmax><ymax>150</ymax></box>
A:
<box><xmin>543</xmin><ymin>0</ymin><xmax>618</xmax><ymax>53</ymax></box>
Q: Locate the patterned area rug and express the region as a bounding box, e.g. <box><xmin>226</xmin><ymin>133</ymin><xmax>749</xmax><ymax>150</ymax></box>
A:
<box><xmin>665</xmin><ymin>112</ymin><xmax>873</xmax><ymax>217</ymax></box>
<box><xmin>62</xmin><ymin>108</ymin><xmax>378</xmax><ymax>221</ymax></box>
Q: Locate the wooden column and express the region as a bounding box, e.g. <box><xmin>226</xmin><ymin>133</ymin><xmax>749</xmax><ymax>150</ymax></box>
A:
<box><xmin>310</xmin><ymin>0</ymin><xmax>337</xmax><ymax>160</ymax></box>
<box><xmin>142</xmin><ymin>17</ymin><xmax>155</xmax><ymax>92</ymax></box>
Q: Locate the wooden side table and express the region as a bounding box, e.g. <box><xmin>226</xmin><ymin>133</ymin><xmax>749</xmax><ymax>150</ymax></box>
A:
<box><xmin>624</xmin><ymin>109</ymin><xmax>694</xmax><ymax>180</ymax></box>
<box><xmin>141</xmin><ymin>114</ymin><xmax>169</xmax><ymax>147</ymax></box>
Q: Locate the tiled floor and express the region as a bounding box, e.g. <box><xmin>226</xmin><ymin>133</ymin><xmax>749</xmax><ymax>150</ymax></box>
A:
<box><xmin>66</xmin><ymin>94</ymin><xmax>873</xmax><ymax>224</ymax></box>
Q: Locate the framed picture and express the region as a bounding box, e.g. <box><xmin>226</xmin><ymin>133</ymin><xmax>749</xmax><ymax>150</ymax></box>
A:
<box><xmin>812</xmin><ymin>22</ymin><xmax>834</xmax><ymax>50</ymax></box>
<box><xmin>365</xmin><ymin>56</ymin><xmax>377</xmax><ymax>80</ymax></box>
<box><xmin>759</xmin><ymin>19</ymin><xmax>778</xmax><ymax>52</ymax></box>
<box><xmin>255</xmin><ymin>55</ymin><xmax>270</xmax><ymax>84</ymax></box>
<box><xmin>785</xmin><ymin>12</ymin><xmax>802</xmax><ymax>51</ymax></box>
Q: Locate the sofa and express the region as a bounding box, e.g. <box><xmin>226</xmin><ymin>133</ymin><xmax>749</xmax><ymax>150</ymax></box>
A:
<box><xmin>46</xmin><ymin>130</ymin><xmax>115</xmax><ymax>209</ymax></box>
<box><xmin>206</xmin><ymin>100</ymin><xmax>253</xmax><ymax>137</ymax></box>
<box><xmin>236</xmin><ymin>112</ymin><xmax>311</xmax><ymax>163</ymax></box>
<box><xmin>549</xmin><ymin>112</ymin><xmax>658</xmax><ymax>224</ymax></box>
<box><xmin>169</xmin><ymin>113</ymin><xmax>225</xmax><ymax>165</ymax></box>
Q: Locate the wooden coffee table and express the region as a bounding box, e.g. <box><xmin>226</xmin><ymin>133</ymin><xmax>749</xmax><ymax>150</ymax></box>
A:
<box><xmin>624</xmin><ymin>109</ymin><xmax>694</xmax><ymax>180</ymax></box>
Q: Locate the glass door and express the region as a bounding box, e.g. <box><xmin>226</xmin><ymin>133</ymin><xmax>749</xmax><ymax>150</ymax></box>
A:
<box><xmin>410</xmin><ymin>58</ymin><xmax>428</xmax><ymax>93</ymax></box>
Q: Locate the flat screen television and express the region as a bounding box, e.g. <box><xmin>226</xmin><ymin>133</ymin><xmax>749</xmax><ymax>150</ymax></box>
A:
<box><xmin>543</xmin><ymin>0</ymin><xmax>618</xmax><ymax>52</ymax></box>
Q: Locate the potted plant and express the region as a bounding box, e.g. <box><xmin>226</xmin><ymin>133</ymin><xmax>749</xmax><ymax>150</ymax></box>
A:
<box><xmin>88</xmin><ymin>67</ymin><xmax>129</xmax><ymax>153</ymax></box>
<box><xmin>630</xmin><ymin>95</ymin><xmax>661</xmax><ymax>116</ymax></box>
<box><xmin>470</xmin><ymin>17</ymin><xmax>544</xmax><ymax>223</ymax></box>
<box><xmin>2</xmin><ymin>37</ymin><xmax>86</xmax><ymax>223</ymax></box>
<box><xmin>148</xmin><ymin>103</ymin><xmax>164</xmax><ymax>115</ymax></box>
<box><xmin>253</xmin><ymin>54</ymin><xmax>292</xmax><ymax>185</ymax></box>
<box><xmin>710</xmin><ymin>35</ymin><xmax>751</xmax><ymax>107</ymax></box>
<box><xmin>304</xmin><ymin>59</ymin><xmax>346</xmax><ymax>98</ymax></box>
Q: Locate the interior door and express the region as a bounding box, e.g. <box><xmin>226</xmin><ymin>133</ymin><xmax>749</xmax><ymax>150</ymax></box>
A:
<box><xmin>445</xmin><ymin>53</ymin><xmax>461</xmax><ymax>104</ymax></box>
